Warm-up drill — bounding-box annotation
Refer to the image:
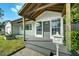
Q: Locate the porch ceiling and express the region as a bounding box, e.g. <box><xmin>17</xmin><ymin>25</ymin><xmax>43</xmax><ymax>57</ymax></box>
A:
<box><xmin>18</xmin><ymin>3</ymin><xmax>74</xmax><ymax>21</ymax></box>
<box><xmin>19</xmin><ymin>3</ymin><xmax>65</xmax><ymax>20</ymax></box>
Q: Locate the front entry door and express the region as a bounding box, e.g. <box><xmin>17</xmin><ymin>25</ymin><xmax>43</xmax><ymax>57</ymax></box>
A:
<box><xmin>43</xmin><ymin>21</ymin><xmax>50</xmax><ymax>39</ymax></box>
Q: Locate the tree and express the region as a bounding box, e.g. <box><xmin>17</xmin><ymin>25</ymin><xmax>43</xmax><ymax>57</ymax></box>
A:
<box><xmin>0</xmin><ymin>8</ymin><xmax>4</xmax><ymax>34</ymax></box>
<box><xmin>0</xmin><ymin>8</ymin><xmax>4</xmax><ymax>19</ymax></box>
<box><xmin>71</xmin><ymin>4</ymin><xmax>79</xmax><ymax>23</ymax></box>
<box><xmin>0</xmin><ymin>8</ymin><xmax>4</xmax><ymax>28</ymax></box>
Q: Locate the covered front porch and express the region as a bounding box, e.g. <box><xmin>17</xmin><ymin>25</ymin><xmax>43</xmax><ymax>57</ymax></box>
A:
<box><xmin>18</xmin><ymin>3</ymin><xmax>73</xmax><ymax>55</ymax></box>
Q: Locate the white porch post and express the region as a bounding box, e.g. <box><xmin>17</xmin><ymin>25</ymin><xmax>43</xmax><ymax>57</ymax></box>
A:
<box><xmin>23</xmin><ymin>17</ymin><xmax>26</xmax><ymax>41</ymax></box>
<box><xmin>66</xmin><ymin>3</ymin><xmax>71</xmax><ymax>51</ymax></box>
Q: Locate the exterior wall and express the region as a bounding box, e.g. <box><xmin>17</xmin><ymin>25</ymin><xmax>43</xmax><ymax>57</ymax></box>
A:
<box><xmin>24</xmin><ymin>11</ymin><xmax>63</xmax><ymax>39</ymax></box>
<box><xmin>12</xmin><ymin>24</ymin><xmax>22</xmax><ymax>35</ymax></box>
<box><xmin>5</xmin><ymin>22</ymin><xmax>12</xmax><ymax>35</ymax></box>
<box><xmin>36</xmin><ymin>11</ymin><xmax>62</xmax><ymax>21</ymax></box>
<box><xmin>12</xmin><ymin>21</ymin><xmax>35</xmax><ymax>36</ymax></box>
<box><xmin>19</xmin><ymin>24</ymin><xmax>23</xmax><ymax>35</ymax></box>
<box><xmin>25</xmin><ymin>11</ymin><xmax>68</xmax><ymax>56</ymax></box>
<box><xmin>25</xmin><ymin>21</ymin><xmax>35</xmax><ymax>36</ymax></box>
<box><xmin>35</xmin><ymin>11</ymin><xmax>63</xmax><ymax>38</ymax></box>
<box><xmin>12</xmin><ymin>11</ymin><xmax>63</xmax><ymax>38</ymax></box>
<box><xmin>12</xmin><ymin>21</ymin><xmax>35</xmax><ymax>38</ymax></box>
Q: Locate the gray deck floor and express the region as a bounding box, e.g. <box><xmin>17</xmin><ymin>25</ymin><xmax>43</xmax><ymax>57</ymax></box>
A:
<box><xmin>12</xmin><ymin>48</ymin><xmax>44</xmax><ymax>56</ymax></box>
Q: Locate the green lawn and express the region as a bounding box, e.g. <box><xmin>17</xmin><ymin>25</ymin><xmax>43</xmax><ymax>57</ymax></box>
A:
<box><xmin>0</xmin><ymin>36</ymin><xmax>24</xmax><ymax>56</ymax></box>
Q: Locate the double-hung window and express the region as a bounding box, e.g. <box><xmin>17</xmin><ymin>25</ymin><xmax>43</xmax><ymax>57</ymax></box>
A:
<box><xmin>51</xmin><ymin>19</ymin><xmax>60</xmax><ymax>35</ymax></box>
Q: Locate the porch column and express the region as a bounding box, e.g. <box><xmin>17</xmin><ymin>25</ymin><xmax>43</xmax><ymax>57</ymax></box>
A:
<box><xmin>66</xmin><ymin>3</ymin><xmax>71</xmax><ymax>51</ymax></box>
<box><xmin>23</xmin><ymin>17</ymin><xmax>26</xmax><ymax>41</ymax></box>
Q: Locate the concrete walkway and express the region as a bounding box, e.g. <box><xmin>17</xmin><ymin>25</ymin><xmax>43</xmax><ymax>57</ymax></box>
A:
<box><xmin>12</xmin><ymin>48</ymin><xmax>44</xmax><ymax>56</ymax></box>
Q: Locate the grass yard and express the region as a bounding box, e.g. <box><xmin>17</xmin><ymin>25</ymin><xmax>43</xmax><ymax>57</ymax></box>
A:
<box><xmin>0</xmin><ymin>36</ymin><xmax>24</xmax><ymax>56</ymax></box>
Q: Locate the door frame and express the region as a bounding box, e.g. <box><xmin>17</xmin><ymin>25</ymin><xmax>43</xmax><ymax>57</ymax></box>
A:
<box><xmin>35</xmin><ymin>20</ymin><xmax>50</xmax><ymax>38</ymax></box>
<box><xmin>43</xmin><ymin>21</ymin><xmax>50</xmax><ymax>38</ymax></box>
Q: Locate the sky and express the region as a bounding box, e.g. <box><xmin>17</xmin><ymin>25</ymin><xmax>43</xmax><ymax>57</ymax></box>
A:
<box><xmin>0</xmin><ymin>3</ymin><xmax>24</xmax><ymax>22</ymax></box>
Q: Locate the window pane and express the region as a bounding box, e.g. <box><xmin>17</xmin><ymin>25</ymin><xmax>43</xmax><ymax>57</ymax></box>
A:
<box><xmin>27</xmin><ymin>25</ymin><xmax>29</xmax><ymax>30</ymax></box>
<box><xmin>51</xmin><ymin>19</ymin><xmax>60</xmax><ymax>35</ymax></box>
<box><xmin>52</xmin><ymin>28</ymin><xmax>60</xmax><ymax>35</ymax></box>
<box><xmin>25</xmin><ymin>24</ymin><xmax>32</xmax><ymax>30</ymax></box>
<box><xmin>29</xmin><ymin>24</ymin><xmax>32</xmax><ymax>30</ymax></box>
<box><xmin>36</xmin><ymin>22</ymin><xmax>42</xmax><ymax>35</ymax></box>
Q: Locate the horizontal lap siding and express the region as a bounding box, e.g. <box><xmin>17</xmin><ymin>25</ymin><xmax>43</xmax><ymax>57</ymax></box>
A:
<box><xmin>25</xmin><ymin>21</ymin><xmax>35</xmax><ymax>38</ymax></box>
<box><xmin>12</xmin><ymin>24</ymin><xmax>20</xmax><ymax>34</ymax></box>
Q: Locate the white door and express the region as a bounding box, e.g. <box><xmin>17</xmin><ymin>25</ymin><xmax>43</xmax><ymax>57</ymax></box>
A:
<box><xmin>50</xmin><ymin>17</ymin><xmax>63</xmax><ymax>39</ymax></box>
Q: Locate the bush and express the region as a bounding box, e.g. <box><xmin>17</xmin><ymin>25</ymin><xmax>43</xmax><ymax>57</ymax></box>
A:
<box><xmin>4</xmin><ymin>34</ymin><xmax>16</xmax><ymax>40</ymax></box>
<box><xmin>71</xmin><ymin>31</ymin><xmax>79</xmax><ymax>50</ymax></box>
<box><xmin>72</xmin><ymin>19</ymin><xmax>79</xmax><ymax>24</ymax></box>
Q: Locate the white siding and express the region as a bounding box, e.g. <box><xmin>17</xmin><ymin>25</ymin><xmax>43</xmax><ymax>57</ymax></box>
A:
<box><xmin>12</xmin><ymin>11</ymin><xmax>63</xmax><ymax>38</ymax></box>
<box><xmin>35</xmin><ymin>11</ymin><xmax>62</xmax><ymax>38</ymax></box>
<box><xmin>12</xmin><ymin>21</ymin><xmax>35</xmax><ymax>36</ymax></box>
<box><xmin>5</xmin><ymin>22</ymin><xmax>12</xmax><ymax>35</ymax></box>
<box><xmin>25</xmin><ymin>21</ymin><xmax>35</xmax><ymax>36</ymax></box>
<box><xmin>12</xmin><ymin>24</ymin><xmax>21</xmax><ymax>34</ymax></box>
<box><xmin>36</xmin><ymin>11</ymin><xmax>62</xmax><ymax>21</ymax></box>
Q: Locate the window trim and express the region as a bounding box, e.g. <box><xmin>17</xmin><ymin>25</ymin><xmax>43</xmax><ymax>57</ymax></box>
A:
<box><xmin>51</xmin><ymin>19</ymin><xmax>60</xmax><ymax>35</ymax></box>
<box><xmin>50</xmin><ymin>17</ymin><xmax>63</xmax><ymax>39</ymax></box>
<box><xmin>35</xmin><ymin>21</ymin><xmax>43</xmax><ymax>37</ymax></box>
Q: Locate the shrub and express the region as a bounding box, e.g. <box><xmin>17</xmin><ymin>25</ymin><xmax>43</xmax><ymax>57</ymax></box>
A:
<box><xmin>64</xmin><ymin>30</ymin><xmax>79</xmax><ymax>51</ymax></box>
<box><xmin>71</xmin><ymin>31</ymin><xmax>79</xmax><ymax>50</ymax></box>
<box><xmin>4</xmin><ymin>34</ymin><xmax>16</xmax><ymax>40</ymax></box>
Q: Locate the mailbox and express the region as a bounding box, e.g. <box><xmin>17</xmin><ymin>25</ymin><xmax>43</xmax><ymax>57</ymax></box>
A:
<box><xmin>53</xmin><ymin>32</ymin><xmax>64</xmax><ymax>44</ymax></box>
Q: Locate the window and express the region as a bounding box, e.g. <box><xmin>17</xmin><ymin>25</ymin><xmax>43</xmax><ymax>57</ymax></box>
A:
<box><xmin>36</xmin><ymin>22</ymin><xmax>42</xmax><ymax>35</ymax></box>
<box><xmin>25</xmin><ymin>24</ymin><xmax>32</xmax><ymax>30</ymax></box>
<box><xmin>51</xmin><ymin>19</ymin><xmax>60</xmax><ymax>35</ymax></box>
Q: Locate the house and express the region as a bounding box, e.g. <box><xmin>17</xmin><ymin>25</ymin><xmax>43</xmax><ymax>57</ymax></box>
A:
<box><xmin>12</xmin><ymin>3</ymin><xmax>73</xmax><ymax>55</ymax></box>
<box><xmin>5</xmin><ymin>21</ymin><xmax>12</xmax><ymax>35</ymax></box>
<box><xmin>11</xmin><ymin>18</ymin><xmax>23</xmax><ymax>35</ymax></box>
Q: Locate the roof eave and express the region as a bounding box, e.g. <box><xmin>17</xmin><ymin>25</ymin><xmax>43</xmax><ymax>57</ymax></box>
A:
<box><xmin>18</xmin><ymin>3</ymin><xmax>27</xmax><ymax>16</ymax></box>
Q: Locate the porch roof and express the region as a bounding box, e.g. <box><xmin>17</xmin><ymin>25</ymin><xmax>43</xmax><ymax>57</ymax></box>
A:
<box><xmin>18</xmin><ymin>3</ymin><xmax>66</xmax><ymax>20</ymax></box>
<box><xmin>11</xmin><ymin>18</ymin><xmax>22</xmax><ymax>24</ymax></box>
<box><xmin>19</xmin><ymin>3</ymin><xmax>74</xmax><ymax>21</ymax></box>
